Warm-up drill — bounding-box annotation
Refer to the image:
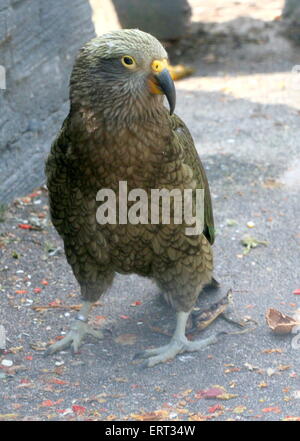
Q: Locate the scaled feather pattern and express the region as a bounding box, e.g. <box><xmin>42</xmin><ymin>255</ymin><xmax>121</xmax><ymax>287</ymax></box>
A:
<box><xmin>45</xmin><ymin>29</ymin><xmax>216</xmax><ymax>366</ymax></box>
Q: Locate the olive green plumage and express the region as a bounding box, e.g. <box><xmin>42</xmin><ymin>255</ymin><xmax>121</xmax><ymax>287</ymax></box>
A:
<box><xmin>45</xmin><ymin>29</ymin><xmax>215</xmax><ymax>363</ymax></box>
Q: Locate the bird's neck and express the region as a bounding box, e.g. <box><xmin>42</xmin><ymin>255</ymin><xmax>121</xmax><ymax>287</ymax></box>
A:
<box><xmin>67</xmin><ymin>95</ymin><xmax>172</xmax><ymax>188</ymax></box>
<box><xmin>71</xmin><ymin>86</ymin><xmax>166</xmax><ymax>132</ymax></box>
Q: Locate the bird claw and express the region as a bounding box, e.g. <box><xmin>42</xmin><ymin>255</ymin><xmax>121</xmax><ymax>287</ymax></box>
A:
<box><xmin>44</xmin><ymin>320</ymin><xmax>103</xmax><ymax>357</ymax></box>
<box><xmin>134</xmin><ymin>333</ymin><xmax>220</xmax><ymax>368</ymax></box>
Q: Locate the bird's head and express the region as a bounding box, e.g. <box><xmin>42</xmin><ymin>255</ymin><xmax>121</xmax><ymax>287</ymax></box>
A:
<box><xmin>70</xmin><ymin>29</ymin><xmax>176</xmax><ymax>121</ymax></box>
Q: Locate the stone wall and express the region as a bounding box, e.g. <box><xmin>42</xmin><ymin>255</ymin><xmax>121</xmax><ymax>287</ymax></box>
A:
<box><xmin>283</xmin><ymin>0</ymin><xmax>300</xmax><ymax>19</ymax></box>
<box><xmin>0</xmin><ymin>0</ymin><xmax>95</xmax><ymax>204</ymax></box>
<box><xmin>111</xmin><ymin>0</ymin><xmax>191</xmax><ymax>41</ymax></box>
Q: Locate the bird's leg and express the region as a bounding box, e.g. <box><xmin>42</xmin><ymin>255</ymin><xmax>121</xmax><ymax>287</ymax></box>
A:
<box><xmin>44</xmin><ymin>300</ymin><xmax>103</xmax><ymax>356</ymax></box>
<box><xmin>135</xmin><ymin>311</ymin><xmax>220</xmax><ymax>367</ymax></box>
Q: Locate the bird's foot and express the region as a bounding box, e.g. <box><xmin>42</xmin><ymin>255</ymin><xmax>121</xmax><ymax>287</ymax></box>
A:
<box><xmin>134</xmin><ymin>333</ymin><xmax>221</xmax><ymax>368</ymax></box>
<box><xmin>44</xmin><ymin>319</ymin><xmax>103</xmax><ymax>356</ymax></box>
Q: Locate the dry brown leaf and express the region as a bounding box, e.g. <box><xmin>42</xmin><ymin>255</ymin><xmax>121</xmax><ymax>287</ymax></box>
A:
<box><xmin>112</xmin><ymin>377</ymin><xmax>128</xmax><ymax>383</ymax></box>
<box><xmin>277</xmin><ymin>365</ymin><xmax>290</xmax><ymax>371</ymax></box>
<box><xmin>262</xmin><ymin>178</ymin><xmax>283</xmax><ymax>189</ymax></box>
<box><xmin>8</xmin><ymin>346</ymin><xmax>23</xmax><ymax>353</ymax></box>
<box><xmin>262</xmin><ymin>348</ymin><xmax>283</xmax><ymax>354</ymax></box>
<box><xmin>114</xmin><ymin>333</ymin><xmax>137</xmax><ymax>345</ymax></box>
<box><xmin>196</xmin><ymin>385</ymin><xmax>238</xmax><ymax>400</ymax></box>
<box><xmin>32</xmin><ymin>304</ymin><xmax>82</xmax><ymax>312</ymax></box>
<box><xmin>189</xmin><ymin>413</ymin><xmax>210</xmax><ymax>421</ymax></box>
<box><xmin>233</xmin><ymin>405</ymin><xmax>247</xmax><ymax>414</ymax></box>
<box><xmin>265</xmin><ymin>308</ymin><xmax>299</xmax><ymax>334</ymax></box>
<box><xmin>0</xmin><ymin>413</ymin><xmax>19</xmax><ymax>420</ymax></box>
<box><xmin>30</xmin><ymin>341</ymin><xmax>47</xmax><ymax>351</ymax></box>
<box><xmin>191</xmin><ymin>290</ymin><xmax>232</xmax><ymax>332</ymax></box>
<box><xmin>131</xmin><ymin>409</ymin><xmax>170</xmax><ymax>421</ymax></box>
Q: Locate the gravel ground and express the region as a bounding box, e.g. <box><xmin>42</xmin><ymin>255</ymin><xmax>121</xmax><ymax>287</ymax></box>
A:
<box><xmin>0</xmin><ymin>1</ymin><xmax>300</xmax><ymax>421</ymax></box>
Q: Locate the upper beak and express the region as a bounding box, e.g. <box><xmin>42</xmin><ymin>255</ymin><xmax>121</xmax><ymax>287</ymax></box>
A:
<box><xmin>148</xmin><ymin>60</ymin><xmax>176</xmax><ymax>115</ymax></box>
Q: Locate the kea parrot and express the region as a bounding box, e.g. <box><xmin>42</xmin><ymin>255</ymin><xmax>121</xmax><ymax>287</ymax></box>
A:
<box><xmin>45</xmin><ymin>29</ymin><xmax>217</xmax><ymax>367</ymax></box>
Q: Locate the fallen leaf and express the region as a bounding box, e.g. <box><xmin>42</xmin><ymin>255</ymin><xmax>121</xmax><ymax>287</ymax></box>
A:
<box><xmin>40</xmin><ymin>399</ymin><xmax>63</xmax><ymax>408</ymax></box>
<box><xmin>265</xmin><ymin>308</ymin><xmax>299</xmax><ymax>334</ymax></box>
<box><xmin>189</xmin><ymin>413</ymin><xmax>210</xmax><ymax>421</ymax></box>
<box><xmin>218</xmin><ymin>392</ymin><xmax>239</xmax><ymax>400</ymax></box>
<box><xmin>262</xmin><ymin>348</ymin><xmax>283</xmax><ymax>354</ymax></box>
<box><xmin>18</xmin><ymin>224</ymin><xmax>33</xmax><ymax>230</ymax></box>
<box><xmin>30</xmin><ymin>341</ymin><xmax>47</xmax><ymax>351</ymax></box>
<box><xmin>241</xmin><ymin>234</ymin><xmax>268</xmax><ymax>255</ymax></box>
<box><xmin>233</xmin><ymin>405</ymin><xmax>247</xmax><ymax>414</ymax></box>
<box><xmin>277</xmin><ymin>365</ymin><xmax>290</xmax><ymax>371</ymax></box>
<box><xmin>0</xmin><ymin>414</ymin><xmax>19</xmax><ymax>420</ymax></box>
<box><xmin>28</xmin><ymin>191</ymin><xmax>41</xmax><ymax>198</ymax></box>
<box><xmin>11</xmin><ymin>404</ymin><xmax>22</xmax><ymax>410</ymax></box>
<box><xmin>106</xmin><ymin>414</ymin><xmax>118</xmax><ymax>421</ymax></box>
<box><xmin>131</xmin><ymin>409</ymin><xmax>170</xmax><ymax>421</ymax></box>
<box><xmin>208</xmin><ymin>404</ymin><xmax>224</xmax><ymax>413</ymax></box>
<box><xmin>8</xmin><ymin>346</ymin><xmax>23</xmax><ymax>354</ymax></box>
<box><xmin>131</xmin><ymin>301</ymin><xmax>142</xmax><ymax>307</ymax></box>
<box><xmin>56</xmin><ymin>408</ymin><xmax>69</xmax><ymax>415</ymax></box>
<box><xmin>225</xmin><ymin>367</ymin><xmax>241</xmax><ymax>373</ymax></box>
<box><xmin>3</xmin><ymin>364</ymin><xmax>27</xmax><ymax>375</ymax></box>
<box><xmin>262</xmin><ymin>406</ymin><xmax>281</xmax><ymax>414</ymax></box>
<box><xmin>191</xmin><ymin>289</ymin><xmax>233</xmax><ymax>332</ymax></box>
<box><xmin>72</xmin><ymin>405</ymin><xmax>86</xmax><ymax>415</ymax></box>
<box><xmin>113</xmin><ymin>377</ymin><xmax>128</xmax><ymax>383</ymax></box>
<box><xmin>226</xmin><ymin>219</ymin><xmax>238</xmax><ymax>226</ymax></box>
<box><xmin>262</xmin><ymin>178</ymin><xmax>283</xmax><ymax>189</ymax></box>
<box><xmin>196</xmin><ymin>385</ymin><xmax>238</xmax><ymax>400</ymax></box>
<box><xmin>16</xmin><ymin>382</ymin><xmax>34</xmax><ymax>389</ymax></box>
<box><xmin>20</xmin><ymin>378</ymin><xmax>31</xmax><ymax>384</ymax></box>
<box><xmin>282</xmin><ymin>416</ymin><xmax>300</xmax><ymax>421</ymax></box>
<box><xmin>32</xmin><ymin>303</ymin><xmax>82</xmax><ymax>312</ymax></box>
<box><xmin>114</xmin><ymin>333</ymin><xmax>137</xmax><ymax>345</ymax></box>
<box><xmin>48</xmin><ymin>378</ymin><xmax>68</xmax><ymax>385</ymax></box>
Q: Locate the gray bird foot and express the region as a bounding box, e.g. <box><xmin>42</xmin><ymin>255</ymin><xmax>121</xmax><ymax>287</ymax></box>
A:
<box><xmin>135</xmin><ymin>333</ymin><xmax>220</xmax><ymax>368</ymax></box>
<box><xmin>44</xmin><ymin>320</ymin><xmax>103</xmax><ymax>356</ymax></box>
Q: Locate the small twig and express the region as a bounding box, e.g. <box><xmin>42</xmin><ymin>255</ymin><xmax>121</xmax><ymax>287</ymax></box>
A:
<box><xmin>31</xmin><ymin>301</ymin><xmax>102</xmax><ymax>312</ymax></box>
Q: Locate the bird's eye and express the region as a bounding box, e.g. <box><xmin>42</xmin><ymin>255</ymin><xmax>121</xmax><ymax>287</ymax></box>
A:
<box><xmin>121</xmin><ymin>56</ymin><xmax>136</xmax><ymax>69</ymax></box>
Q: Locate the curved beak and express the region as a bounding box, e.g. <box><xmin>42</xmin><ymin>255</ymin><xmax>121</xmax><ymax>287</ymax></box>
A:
<box><xmin>148</xmin><ymin>65</ymin><xmax>176</xmax><ymax>115</ymax></box>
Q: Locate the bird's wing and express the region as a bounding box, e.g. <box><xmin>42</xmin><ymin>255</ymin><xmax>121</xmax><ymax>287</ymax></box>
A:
<box><xmin>45</xmin><ymin>118</ymin><xmax>73</xmax><ymax>237</ymax></box>
<box><xmin>169</xmin><ymin>113</ymin><xmax>215</xmax><ymax>245</ymax></box>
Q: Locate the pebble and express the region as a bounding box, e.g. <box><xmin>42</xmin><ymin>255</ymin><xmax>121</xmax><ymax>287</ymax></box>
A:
<box><xmin>0</xmin><ymin>325</ymin><xmax>6</xmax><ymax>350</ymax></box>
<box><xmin>1</xmin><ymin>359</ymin><xmax>13</xmax><ymax>367</ymax></box>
